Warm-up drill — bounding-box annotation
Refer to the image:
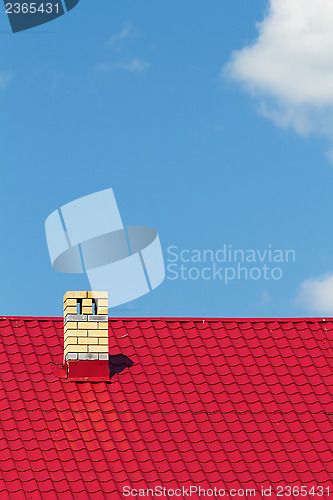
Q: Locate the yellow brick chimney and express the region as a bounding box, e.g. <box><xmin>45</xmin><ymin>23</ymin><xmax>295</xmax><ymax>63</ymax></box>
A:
<box><xmin>63</xmin><ymin>291</ymin><xmax>108</xmax><ymax>362</ymax></box>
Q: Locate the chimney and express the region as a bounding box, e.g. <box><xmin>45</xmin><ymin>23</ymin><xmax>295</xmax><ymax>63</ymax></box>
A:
<box><xmin>63</xmin><ymin>291</ymin><xmax>108</xmax><ymax>362</ymax></box>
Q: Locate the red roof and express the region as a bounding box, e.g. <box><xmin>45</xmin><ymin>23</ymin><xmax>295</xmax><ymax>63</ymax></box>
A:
<box><xmin>0</xmin><ymin>316</ymin><xmax>333</xmax><ymax>499</ymax></box>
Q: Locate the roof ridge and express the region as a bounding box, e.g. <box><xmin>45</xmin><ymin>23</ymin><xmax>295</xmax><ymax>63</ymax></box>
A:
<box><xmin>1</xmin><ymin>316</ymin><xmax>333</xmax><ymax>322</ymax></box>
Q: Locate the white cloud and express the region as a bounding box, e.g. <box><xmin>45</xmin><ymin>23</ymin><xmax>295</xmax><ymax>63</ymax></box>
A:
<box><xmin>94</xmin><ymin>58</ymin><xmax>151</xmax><ymax>75</ymax></box>
<box><xmin>116</xmin><ymin>58</ymin><xmax>151</xmax><ymax>73</ymax></box>
<box><xmin>296</xmin><ymin>273</ymin><xmax>333</xmax><ymax>314</ymax></box>
<box><xmin>0</xmin><ymin>71</ymin><xmax>12</xmax><ymax>90</ymax></box>
<box><xmin>224</xmin><ymin>0</ymin><xmax>333</xmax><ymax>139</ymax></box>
<box><xmin>105</xmin><ymin>23</ymin><xmax>135</xmax><ymax>50</ymax></box>
<box><xmin>94</xmin><ymin>62</ymin><xmax>111</xmax><ymax>73</ymax></box>
<box><xmin>98</xmin><ymin>24</ymin><xmax>150</xmax><ymax>77</ymax></box>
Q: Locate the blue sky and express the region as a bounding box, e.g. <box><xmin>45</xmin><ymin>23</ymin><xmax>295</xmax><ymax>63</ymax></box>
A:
<box><xmin>2</xmin><ymin>0</ymin><xmax>333</xmax><ymax>318</ymax></box>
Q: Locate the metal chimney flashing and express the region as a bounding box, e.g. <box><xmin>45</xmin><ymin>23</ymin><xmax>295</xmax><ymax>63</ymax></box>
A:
<box><xmin>67</xmin><ymin>359</ymin><xmax>110</xmax><ymax>381</ymax></box>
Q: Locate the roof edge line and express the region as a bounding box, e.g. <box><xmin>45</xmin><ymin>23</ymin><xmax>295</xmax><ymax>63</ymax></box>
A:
<box><xmin>1</xmin><ymin>316</ymin><xmax>332</xmax><ymax>322</ymax></box>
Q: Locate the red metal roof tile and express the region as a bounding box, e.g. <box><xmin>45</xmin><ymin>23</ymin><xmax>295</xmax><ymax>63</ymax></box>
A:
<box><xmin>0</xmin><ymin>317</ymin><xmax>332</xmax><ymax>496</ymax></box>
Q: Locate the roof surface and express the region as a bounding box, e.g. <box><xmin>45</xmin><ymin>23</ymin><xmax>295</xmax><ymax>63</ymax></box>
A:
<box><xmin>0</xmin><ymin>316</ymin><xmax>333</xmax><ymax>499</ymax></box>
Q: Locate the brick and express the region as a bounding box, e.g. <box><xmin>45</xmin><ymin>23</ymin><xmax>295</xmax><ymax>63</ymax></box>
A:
<box><xmin>97</xmin><ymin>299</ymin><xmax>108</xmax><ymax>307</ymax></box>
<box><xmin>64</xmin><ymin>322</ymin><xmax>77</xmax><ymax>331</ymax></box>
<box><xmin>78</xmin><ymin>353</ymin><xmax>98</xmax><ymax>360</ymax></box>
<box><xmin>78</xmin><ymin>337</ymin><xmax>98</xmax><ymax>345</ymax></box>
<box><xmin>88</xmin><ymin>345</ymin><xmax>108</xmax><ymax>353</ymax></box>
<box><xmin>65</xmin><ymin>337</ymin><xmax>77</xmax><ymax>345</ymax></box>
<box><xmin>64</xmin><ymin>314</ymin><xmax>87</xmax><ymax>323</ymax></box>
<box><xmin>66</xmin><ymin>353</ymin><xmax>78</xmax><ymax>361</ymax></box>
<box><xmin>64</xmin><ymin>306</ymin><xmax>77</xmax><ymax>316</ymax></box>
<box><xmin>97</xmin><ymin>307</ymin><xmax>108</xmax><ymax>315</ymax></box>
<box><xmin>88</xmin><ymin>291</ymin><xmax>108</xmax><ymax>299</ymax></box>
<box><xmin>63</xmin><ymin>291</ymin><xmax>87</xmax><ymax>301</ymax></box>
<box><xmin>87</xmin><ymin>329</ymin><xmax>108</xmax><ymax>337</ymax></box>
<box><xmin>78</xmin><ymin>322</ymin><xmax>98</xmax><ymax>330</ymax></box>
<box><xmin>64</xmin><ymin>298</ymin><xmax>77</xmax><ymax>307</ymax></box>
<box><xmin>64</xmin><ymin>344</ymin><xmax>87</xmax><ymax>355</ymax></box>
<box><xmin>82</xmin><ymin>299</ymin><xmax>92</xmax><ymax>306</ymax></box>
<box><xmin>98</xmin><ymin>353</ymin><xmax>109</xmax><ymax>360</ymax></box>
<box><xmin>98</xmin><ymin>322</ymin><xmax>108</xmax><ymax>330</ymax></box>
<box><xmin>88</xmin><ymin>315</ymin><xmax>108</xmax><ymax>322</ymax></box>
<box><xmin>99</xmin><ymin>338</ymin><xmax>108</xmax><ymax>345</ymax></box>
<box><xmin>65</xmin><ymin>329</ymin><xmax>88</xmax><ymax>337</ymax></box>
<box><xmin>82</xmin><ymin>307</ymin><xmax>93</xmax><ymax>314</ymax></box>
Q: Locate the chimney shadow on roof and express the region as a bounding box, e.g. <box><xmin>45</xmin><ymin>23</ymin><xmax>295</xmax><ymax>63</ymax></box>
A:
<box><xmin>60</xmin><ymin>354</ymin><xmax>135</xmax><ymax>383</ymax></box>
<box><xmin>109</xmin><ymin>354</ymin><xmax>134</xmax><ymax>379</ymax></box>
